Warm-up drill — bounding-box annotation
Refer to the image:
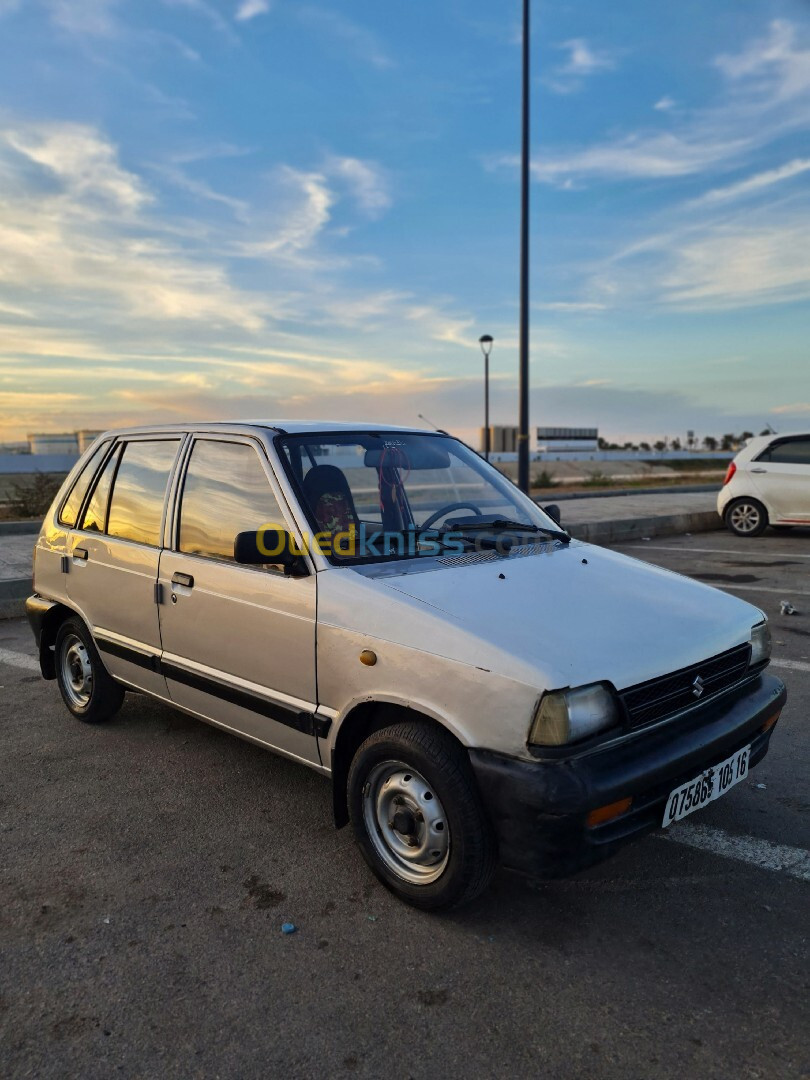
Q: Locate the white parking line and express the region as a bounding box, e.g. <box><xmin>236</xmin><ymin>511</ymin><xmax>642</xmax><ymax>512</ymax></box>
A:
<box><xmin>630</xmin><ymin>544</ymin><xmax>810</xmax><ymax>559</ymax></box>
<box><xmin>706</xmin><ymin>582</ymin><xmax>810</xmax><ymax>597</ymax></box>
<box><xmin>0</xmin><ymin>647</ymin><xmax>39</xmax><ymax>672</ymax></box>
<box><xmin>663</xmin><ymin>823</ymin><xmax>810</xmax><ymax>882</ymax></box>
<box><xmin>771</xmin><ymin>658</ymin><xmax>810</xmax><ymax>673</ymax></box>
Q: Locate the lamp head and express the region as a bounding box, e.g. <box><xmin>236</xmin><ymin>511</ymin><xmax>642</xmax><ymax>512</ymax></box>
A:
<box><xmin>479</xmin><ymin>334</ymin><xmax>494</xmax><ymax>358</ymax></box>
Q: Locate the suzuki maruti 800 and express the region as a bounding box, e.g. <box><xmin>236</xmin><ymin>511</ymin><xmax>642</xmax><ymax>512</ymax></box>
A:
<box><xmin>27</xmin><ymin>422</ymin><xmax>786</xmax><ymax>909</ymax></box>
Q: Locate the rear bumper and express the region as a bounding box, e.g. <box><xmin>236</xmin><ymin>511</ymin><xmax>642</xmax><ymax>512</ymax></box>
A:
<box><xmin>470</xmin><ymin>673</ymin><xmax>786</xmax><ymax>879</ymax></box>
<box><xmin>26</xmin><ymin>594</ymin><xmax>59</xmax><ymax>679</ymax></box>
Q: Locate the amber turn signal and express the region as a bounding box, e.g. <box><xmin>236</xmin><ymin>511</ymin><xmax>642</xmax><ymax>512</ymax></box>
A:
<box><xmin>586</xmin><ymin>796</ymin><xmax>632</xmax><ymax>828</ymax></box>
<box><xmin>761</xmin><ymin>710</ymin><xmax>781</xmax><ymax>733</ymax></box>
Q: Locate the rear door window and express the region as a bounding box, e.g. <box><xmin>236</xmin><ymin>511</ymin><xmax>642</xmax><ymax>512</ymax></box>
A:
<box><xmin>107</xmin><ymin>440</ymin><xmax>180</xmax><ymax>547</ymax></box>
<box><xmin>58</xmin><ymin>441</ymin><xmax>110</xmax><ymax>527</ymax></box>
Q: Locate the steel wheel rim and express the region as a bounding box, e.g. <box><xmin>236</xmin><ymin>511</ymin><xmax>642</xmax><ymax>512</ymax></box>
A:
<box><xmin>61</xmin><ymin>634</ymin><xmax>93</xmax><ymax>708</ymax></box>
<box><xmin>363</xmin><ymin>760</ymin><xmax>450</xmax><ymax>885</ymax></box>
<box><xmin>730</xmin><ymin>503</ymin><xmax>761</xmax><ymax>533</ymax></box>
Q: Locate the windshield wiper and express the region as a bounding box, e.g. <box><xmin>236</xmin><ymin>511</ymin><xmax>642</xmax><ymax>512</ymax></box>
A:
<box><xmin>446</xmin><ymin>516</ymin><xmax>571</xmax><ymax>544</ymax></box>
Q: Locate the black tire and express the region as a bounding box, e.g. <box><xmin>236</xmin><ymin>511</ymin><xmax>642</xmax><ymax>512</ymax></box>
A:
<box><xmin>55</xmin><ymin>616</ymin><xmax>125</xmax><ymax>724</ymax></box>
<box><xmin>724</xmin><ymin>497</ymin><xmax>768</xmax><ymax>538</ymax></box>
<box><xmin>348</xmin><ymin>719</ymin><xmax>497</xmax><ymax>910</ymax></box>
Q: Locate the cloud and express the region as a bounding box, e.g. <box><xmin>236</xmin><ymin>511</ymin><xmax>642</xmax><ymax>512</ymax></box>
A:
<box><xmin>0</xmin><ymin>0</ymin><xmax>20</xmax><ymax>16</ymax></box>
<box><xmin>715</xmin><ymin>19</ymin><xmax>810</xmax><ymax>100</ymax></box>
<box><xmin>599</xmin><ymin>215</ymin><xmax>810</xmax><ymax>311</ymax></box>
<box><xmin>654</xmin><ymin>96</ymin><xmax>676</xmax><ymax>111</ymax></box>
<box><xmin>538</xmin><ymin>301</ymin><xmax>608</xmax><ymax>313</ymax></box>
<box><xmin>558</xmin><ymin>38</ymin><xmax>616</xmax><ymax>76</ymax></box>
<box><xmin>691</xmin><ymin>158</ymin><xmax>810</xmax><ymax>205</ymax></box>
<box><xmin>4</xmin><ymin>121</ymin><xmax>151</xmax><ymax>210</ymax></box>
<box><xmin>0</xmin><ymin>121</ymin><xmax>267</xmax><ymax>330</ymax></box>
<box><xmin>545</xmin><ymin>38</ymin><xmax>617</xmax><ymax>94</ymax></box>
<box><xmin>328</xmin><ymin>157</ymin><xmax>391</xmax><ymax>218</ymax></box>
<box><xmin>235</xmin><ymin>0</ymin><xmax>270</xmax><ymax>21</ymax></box>
<box><xmin>492</xmin><ymin>19</ymin><xmax>810</xmax><ymax>186</ymax></box>
<box><xmin>161</xmin><ymin>0</ymin><xmax>238</xmax><ymax>43</ymax></box>
<box><xmin>0</xmin><ymin>113</ymin><xmax>490</xmax><ymax>442</ymax></box>
<box><xmin>295</xmin><ymin>6</ymin><xmax>394</xmax><ymax>70</ymax></box>
<box><xmin>491</xmin><ymin>131</ymin><xmax>751</xmax><ymax>185</ymax></box>
<box><xmin>771</xmin><ymin>403</ymin><xmax>810</xmax><ymax>415</ymax></box>
<box><xmin>240</xmin><ymin>166</ymin><xmax>335</xmax><ymax>259</ymax></box>
<box><xmin>46</xmin><ymin>0</ymin><xmax>119</xmax><ymax>36</ymax></box>
<box><xmin>238</xmin><ymin>156</ymin><xmax>392</xmax><ymax>262</ymax></box>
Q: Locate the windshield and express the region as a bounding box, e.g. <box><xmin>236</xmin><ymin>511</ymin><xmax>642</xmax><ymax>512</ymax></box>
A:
<box><xmin>277</xmin><ymin>430</ymin><xmax>562</xmax><ymax>564</ymax></box>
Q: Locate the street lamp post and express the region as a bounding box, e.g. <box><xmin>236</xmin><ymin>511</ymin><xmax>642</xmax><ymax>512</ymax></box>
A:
<box><xmin>479</xmin><ymin>335</ymin><xmax>493</xmax><ymax>460</ymax></box>
<box><xmin>517</xmin><ymin>0</ymin><xmax>531</xmax><ymax>494</ymax></box>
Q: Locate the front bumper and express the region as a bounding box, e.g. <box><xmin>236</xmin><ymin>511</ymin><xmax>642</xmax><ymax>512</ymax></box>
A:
<box><xmin>470</xmin><ymin>673</ymin><xmax>786</xmax><ymax>879</ymax></box>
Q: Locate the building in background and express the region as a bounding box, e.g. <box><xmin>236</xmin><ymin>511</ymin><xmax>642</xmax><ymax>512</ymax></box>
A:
<box><xmin>480</xmin><ymin>425</ymin><xmax>520</xmax><ymax>453</ymax></box>
<box><xmin>27</xmin><ymin>432</ymin><xmax>79</xmax><ymax>456</ymax></box>
<box><xmin>25</xmin><ymin>430</ymin><xmax>105</xmax><ymax>456</ymax></box>
<box><xmin>536</xmin><ymin>427</ymin><xmax>599</xmax><ymax>454</ymax></box>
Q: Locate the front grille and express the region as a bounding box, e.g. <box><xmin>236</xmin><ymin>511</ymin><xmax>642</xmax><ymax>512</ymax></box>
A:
<box><xmin>619</xmin><ymin>643</ymin><xmax>752</xmax><ymax>729</ymax></box>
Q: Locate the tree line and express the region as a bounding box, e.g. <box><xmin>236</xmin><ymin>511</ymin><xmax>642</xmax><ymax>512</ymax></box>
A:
<box><xmin>596</xmin><ymin>430</ymin><xmax>772</xmax><ymax>453</ymax></box>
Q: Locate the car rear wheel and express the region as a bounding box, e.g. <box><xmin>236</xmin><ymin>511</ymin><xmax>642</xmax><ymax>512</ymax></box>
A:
<box><xmin>725</xmin><ymin>497</ymin><xmax>768</xmax><ymax>537</ymax></box>
<box><xmin>348</xmin><ymin>719</ymin><xmax>496</xmax><ymax>910</ymax></box>
<box><xmin>55</xmin><ymin>616</ymin><xmax>125</xmax><ymax>723</ymax></box>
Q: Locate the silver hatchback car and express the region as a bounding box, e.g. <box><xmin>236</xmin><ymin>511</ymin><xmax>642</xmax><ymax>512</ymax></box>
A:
<box><xmin>28</xmin><ymin>421</ymin><xmax>785</xmax><ymax>909</ymax></box>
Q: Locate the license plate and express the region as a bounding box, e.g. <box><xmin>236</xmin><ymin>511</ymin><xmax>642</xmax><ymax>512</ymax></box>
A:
<box><xmin>662</xmin><ymin>744</ymin><xmax>750</xmax><ymax>827</ymax></box>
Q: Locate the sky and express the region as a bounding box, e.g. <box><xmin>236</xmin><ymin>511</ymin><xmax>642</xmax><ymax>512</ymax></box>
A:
<box><xmin>0</xmin><ymin>0</ymin><xmax>808</xmax><ymax>446</ymax></box>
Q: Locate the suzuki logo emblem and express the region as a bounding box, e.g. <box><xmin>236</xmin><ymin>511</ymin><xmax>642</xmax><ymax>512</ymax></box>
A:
<box><xmin>692</xmin><ymin>675</ymin><xmax>705</xmax><ymax>698</ymax></box>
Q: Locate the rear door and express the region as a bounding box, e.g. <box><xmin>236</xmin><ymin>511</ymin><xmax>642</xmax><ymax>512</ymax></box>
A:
<box><xmin>66</xmin><ymin>436</ymin><xmax>184</xmax><ymax>696</ymax></box>
<box><xmin>157</xmin><ymin>434</ymin><xmax>320</xmax><ymax>766</ymax></box>
<box><xmin>750</xmin><ymin>437</ymin><xmax>810</xmax><ymax>523</ymax></box>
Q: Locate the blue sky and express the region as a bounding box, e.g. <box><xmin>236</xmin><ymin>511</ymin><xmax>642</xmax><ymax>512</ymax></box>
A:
<box><xmin>0</xmin><ymin>0</ymin><xmax>808</xmax><ymax>445</ymax></box>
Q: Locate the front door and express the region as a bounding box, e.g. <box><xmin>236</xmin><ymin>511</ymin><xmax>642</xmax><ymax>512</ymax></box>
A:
<box><xmin>157</xmin><ymin>435</ymin><xmax>320</xmax><ymax>766</ymax></box>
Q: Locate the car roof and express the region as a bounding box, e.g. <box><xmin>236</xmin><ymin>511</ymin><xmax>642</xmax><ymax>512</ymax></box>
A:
<box><xmin>93</xmin><ymin>420</ymin><xmax>436</xmax><ymax>439</ymax></box>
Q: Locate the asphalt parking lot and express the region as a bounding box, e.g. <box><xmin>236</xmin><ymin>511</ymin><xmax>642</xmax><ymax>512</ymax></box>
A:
<box><xmin>1</xmin><ymin>529</ymin><xmax>808</xmax><ymax>1080</ymax></box>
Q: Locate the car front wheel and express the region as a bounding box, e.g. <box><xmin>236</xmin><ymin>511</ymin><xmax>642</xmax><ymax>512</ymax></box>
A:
<box><xmin>348</xmin><ymin>719</ymin><xmax>496</xmax><ymax>910</ymax></box>
<box><xmin>725</xmin><ymin>497</ymin><xmax>768</xmax><ymax>537</ymax></box>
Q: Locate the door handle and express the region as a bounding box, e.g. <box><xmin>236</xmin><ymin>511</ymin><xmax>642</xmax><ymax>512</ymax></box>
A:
<box><xmin>171</xmin><ymin>572</ymin><xmax>194</xmax><ymax>588</ymax></box>
<box><xmin>750</xmin><ymin>468</ymin><xmax>767</xmax><ymax>474</ymax></box>
<box><xmin>73</xmin><ymin>547</ymin><xmax>89</xmax><ymax>561</ymax></box>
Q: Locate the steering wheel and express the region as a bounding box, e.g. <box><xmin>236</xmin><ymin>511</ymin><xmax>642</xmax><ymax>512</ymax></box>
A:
<box><xmin>420</xmin><ymin>502</ymin><xmax>483</xmax><ymax>532</ymax></box>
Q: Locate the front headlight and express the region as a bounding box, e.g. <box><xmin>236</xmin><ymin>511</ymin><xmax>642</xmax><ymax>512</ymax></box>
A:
<box><xmin>750</xmin><ymin>620</ymin><xmax>772</xmax><ymax>667</ymax></box>
<box><xmin>529</xmin><ymin>682</ymin><xmax>620</xmax><ymax>747</ymax></box>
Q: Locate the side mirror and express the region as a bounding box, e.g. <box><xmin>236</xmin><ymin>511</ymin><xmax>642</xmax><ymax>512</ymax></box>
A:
<box><xmin>234</xmin><ymin>529</ymin><xmax>308</xmax><ymax>576</ymax></box>
<box><xmin>543</xmin><ymin>504</ymin><xmax>562</xmax><ymax>526</ymax></box>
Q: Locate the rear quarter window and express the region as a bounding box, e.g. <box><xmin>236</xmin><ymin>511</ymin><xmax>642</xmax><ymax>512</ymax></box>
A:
<box><xmin>58</xmin><ymin>441</ymin><xmax>111</xmax><ymax>527</ymax></box>
<box><xmin>757</xmin><ymin>438</ymin><xmax>810</xmax><ymax>465</ymax></box>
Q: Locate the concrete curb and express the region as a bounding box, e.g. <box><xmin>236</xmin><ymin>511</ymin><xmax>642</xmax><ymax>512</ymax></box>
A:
<box><xmin>0</xmin><ymin>577</ymin><xmax>31</xmax><ymax>620</ymax></box>
<box><xmin>566</xmin><ymin>510</ymin><xmax>723</xmax><ymax>546</ymax></box>
<box><xmin>535</xmin><ymin>483</ymin><xmax>718</xmax><ymax>503</ymax></box>
<box><xmin>0</xmin><ymin>520</ymin><xmax>39</xmax><ymax>536</ymax></box>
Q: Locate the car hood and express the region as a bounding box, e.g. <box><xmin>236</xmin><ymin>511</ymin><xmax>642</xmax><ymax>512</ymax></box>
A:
<box><xmin>375</xmin><ymin>541</ymin><xmax>762</xmax><ymax>691</ymax></box>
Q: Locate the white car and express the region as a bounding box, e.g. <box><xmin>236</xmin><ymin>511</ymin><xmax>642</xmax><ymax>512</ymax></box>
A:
<box><xmin>718</xmin><ymin>431</ymin><xmax>810</xmax><ymax>537</ymax></box>
<box><xmin>27</xmin><ymin>422</ymin><xmax>785</xmax><ymax>909</ymax></box>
